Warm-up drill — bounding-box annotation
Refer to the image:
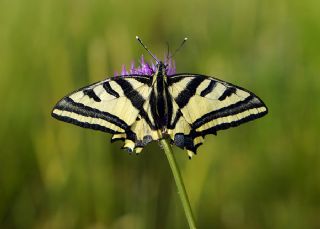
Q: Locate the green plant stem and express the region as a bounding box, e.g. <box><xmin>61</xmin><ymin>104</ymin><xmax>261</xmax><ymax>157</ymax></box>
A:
<box><xmin>160</xmin><ymin>138</ymin><xmax>197</xmax><ymax>229</ymax></box>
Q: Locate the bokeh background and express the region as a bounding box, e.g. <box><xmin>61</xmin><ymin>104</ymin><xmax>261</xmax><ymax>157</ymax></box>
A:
<box><xmin>1</xmin><ymin>0</ymin><xmax>319</xmax><ymax>228</ymax></box>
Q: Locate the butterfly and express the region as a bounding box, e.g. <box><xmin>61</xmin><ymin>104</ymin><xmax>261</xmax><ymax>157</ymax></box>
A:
<box><xmin>52</xmin><ymin>37</ymin><xmax>268</xmax><ymax>158</ymax></box>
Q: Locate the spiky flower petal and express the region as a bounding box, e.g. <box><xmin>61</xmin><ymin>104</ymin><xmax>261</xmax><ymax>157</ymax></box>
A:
<box><xmin>116</xmin><ymin>55</ymin><xmax>176</xmax><ymax>76</ymax></box>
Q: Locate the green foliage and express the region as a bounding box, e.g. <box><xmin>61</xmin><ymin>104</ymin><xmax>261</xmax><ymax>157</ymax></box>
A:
<box><xmin>0</xmin><ymin>0</ymin><xmax>319</xmax><ymax>228</ymax></box>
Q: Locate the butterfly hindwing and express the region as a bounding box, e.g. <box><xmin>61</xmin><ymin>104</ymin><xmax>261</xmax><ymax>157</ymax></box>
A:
<box><xmin>166</xmin><ymin>74</ymin><xmax>268</xmax><ymax>157</ymax></box>
<box><xmin>52</xmin><ymin>75</ymin><xmax>161</xmax><ymax>153</ymax></box>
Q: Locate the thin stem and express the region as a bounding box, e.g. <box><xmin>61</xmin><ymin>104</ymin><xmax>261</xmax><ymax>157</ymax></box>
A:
<box><xmin>160</xmin><ymin>138</ymin><xmax>197</xmax><ymax>229</ymax></box>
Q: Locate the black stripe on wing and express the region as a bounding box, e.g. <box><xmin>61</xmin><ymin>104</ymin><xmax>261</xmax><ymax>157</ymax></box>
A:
<box><xmin>174</xmin><ymin>76</ymin><xmax>206</xmax><ymax>109</ymax></box>
<box><xmin>52</xmin><ymin>97</ymin><xmax>129</xmax><ymax>132</ymax></box>
<box><xmin>115</xmin><ymin>78</ymin><xmax>156</xmax><ymax>130</ymax></box>
<box><xmin>196</xmin><ymin>110</ymin><xmax>267</xmax><ymax>137</ymax></box>
<box><xmin>218</xmin><ymin>87</ymin><xmax>236</xmax><ymax>101</ymax></box>
<box><xmin>200</xmin><ymin>80</ymin><xmax>216</xmax><ymax>97</ymax></box>
<box><xmin>168</xmin><ymin>110</ymin><xmax>183</xmax><ymax>129</ymax></box>
<box><xmin>192</xmin><ymin>95</ymin><xmax>267</xmax><ymax>129</ymax></box>
<box><xmin>103</xmin><ymin>81</ymin><xmax>120</xmax><ymax>98</ymax></box>
<box><xmin>52</xmin><ymin>112</ymin><xmax>118</xmax><ymax>134</ymax></box>
<box><xmin>165</xmin><ymin>85</ymin><xmax>174</xmax><ymax>129</ymax></box>
<box><xmin>83</xmin><ymin>88</ymin><xmax>101</xmax><ymax>102</ymax></box>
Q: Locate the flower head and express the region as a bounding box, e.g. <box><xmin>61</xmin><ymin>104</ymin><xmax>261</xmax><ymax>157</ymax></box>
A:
<box><xmin>116</xmin><ymin>55</ymin><xmax>176</xmax><ymax>76</ymax></box>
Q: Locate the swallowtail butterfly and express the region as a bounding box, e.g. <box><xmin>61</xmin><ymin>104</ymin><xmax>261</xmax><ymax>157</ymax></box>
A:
<box><xmin>52</xmin><ymin>37</ymin><xmax>268</xmax><ymax>158</ymax></box>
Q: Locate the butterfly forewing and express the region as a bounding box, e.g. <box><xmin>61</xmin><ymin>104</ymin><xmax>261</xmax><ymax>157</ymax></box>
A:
<box><xmin>52</xmin><ymin>75</ymin><xmax>162</xmax><ymax>152</ymax></box>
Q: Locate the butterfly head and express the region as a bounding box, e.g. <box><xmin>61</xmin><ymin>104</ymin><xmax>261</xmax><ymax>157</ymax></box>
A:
<box><xmin>156</xmin><ymin>61</ymin><xmax>167</xmax><ymax>76</ymax></box>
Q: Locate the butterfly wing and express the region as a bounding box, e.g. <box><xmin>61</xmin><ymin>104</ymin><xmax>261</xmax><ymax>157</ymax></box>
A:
<box><xmin>52</xmin><ymin>75</ymin><xmax>160</xmax><ymax>153</ymax></box>
<box><xmin>166</xmin><ymin>74</ymin><xmax>268</xmax><ymax>158</ymax></box>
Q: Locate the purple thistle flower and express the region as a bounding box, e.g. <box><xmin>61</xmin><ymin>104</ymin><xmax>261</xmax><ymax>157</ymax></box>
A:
<box><xmin>116</xmin><ymin>55</ymin><xmax>176</xmax><ymax>77</ymax></box>
<box><xmin>166</xmin><ymin>58</ymin><xmax>176</xmax><ymax>75</ymax></box>
<box><xmin>121</xmin><ymin>65</ymin><xmax>127</xmax><ymax>75</ymax></box>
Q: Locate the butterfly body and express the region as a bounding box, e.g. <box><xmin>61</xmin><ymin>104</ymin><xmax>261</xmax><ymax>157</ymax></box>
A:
<box><xmin>150</xmin><ymin>62</ymin><xmax>168</xmax><ymax>130</ymax></box>
<box><xmin>52</xmin><ymin>59</ymin><xmax>267</xmax><ymax>158</ymax></box>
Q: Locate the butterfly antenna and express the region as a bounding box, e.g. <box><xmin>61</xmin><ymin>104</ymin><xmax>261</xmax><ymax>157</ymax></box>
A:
<box><xmin>136</xmin><ymin>36</ymin><xmax>159</xmax><ymax>63</ymax></box>
<box><xmin>170</xmin><ymin>37</ymin><xmax>188</xmax><ymax>59</ymax></box>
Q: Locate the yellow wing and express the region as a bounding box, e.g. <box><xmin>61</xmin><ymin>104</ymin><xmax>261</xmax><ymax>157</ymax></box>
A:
<box><xmin>52</xmin><ymin>75</ymin><xmax>160</xmax><ymax>153</ymax></box>
<box><xmin>166</xmin><ymin>74</ymin><xmax>268</xmax><ymax>158</ymax></box>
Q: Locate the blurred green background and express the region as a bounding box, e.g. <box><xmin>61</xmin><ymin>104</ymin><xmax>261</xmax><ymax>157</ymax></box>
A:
<box><xmin>1</xmin><ymin>0</ymin><xmax>319</xmax><ymax>228</ymax></box>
